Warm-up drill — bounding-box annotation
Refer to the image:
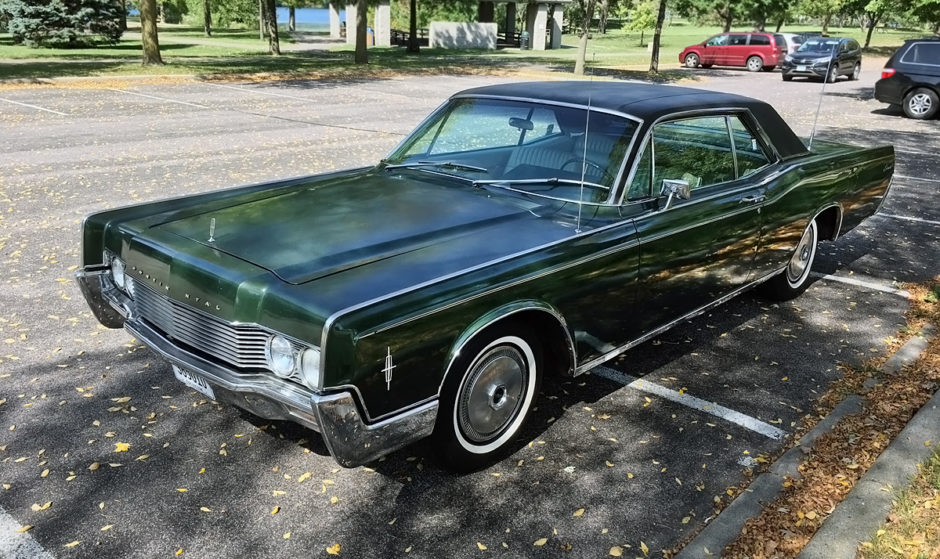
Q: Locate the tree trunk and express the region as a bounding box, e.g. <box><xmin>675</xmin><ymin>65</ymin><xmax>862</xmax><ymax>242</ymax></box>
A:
<box><xmin>289</xmin><ymin>6</ymin><xmax>295</xmax><ymax>32</ymax></box>
<box><xmin>639</xmin><ymin>29</ymin><xmax>645</xmax><ymax>47</ymax></box>
<box><xmin>204</xmin><ymin>0</ymin><xmax>212</xmax><ymax>37</ymax></box>
<box><xmin>574</xmin><ymin>0</ymin><xmax>596</xmax><ymax>76</ymax></box>
<box><xmin>650</xmin><ymin>0</ymin><xmax>667</xmax><ymax>72</ymax></box>
<box><xmin>775</xmin><ymin>18</ymin><xmax>784</xmax><ymax>32</ymax></box>
<box><xmin>264</xmin><ymin>0</ymin><xmax>280</xmax><ymax>55</ymax></box>
<box><xmin>140</xmin><ymin>0</ymin><xmax>163</xmax><ymax>65</ymax></box>
<box><xmin>259</xmin><ymin>0</ymin><xmax>265</xmax><ymax>39</ymax></box>
<box><xmin>120</xmin><ymin>0</ymin><xmax>127</xmax><ymax>31</ymax></box>
<box><xmin>599</xmin><ymin>0</ymin><xmax>609</xmax><ymax>34</ymax></box>
<box><xmin>822</xmin><ymin>13</ymin><xmax>832</xmax><ymax>35</ymax></box>
<box><xmin>864</xmin><ymin>13</ymin><xmax>879</xmax><ymax>48</ymax></box>
<box><xmin>354</xmin><ymin>0</ymin><xmax>367</xmax><ymax>64</ymax></box>
<box><xmin>756</xmin><ymin>16</ymin><xmax>766</xmax><ymax>31</ymax></box>
<box><xmin>407</xmin><ymin>0</ymin><xmax>419</xmax><ymax>53</ymax></box>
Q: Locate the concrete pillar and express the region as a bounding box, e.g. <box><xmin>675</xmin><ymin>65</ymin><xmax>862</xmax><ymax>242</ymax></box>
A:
<box><xmin>346</xmin><ymin>3</ymin><xmax>357</xmax><ymax>45</ymax></box>
<box><xmin>550</xmin><ymin>4</ymin><xmax>563</xmax><ymax>49</ymax></box>
<box><xmin>375</xmin><ymin>0</ymin><xmax>391</xmax><ymax>47</ymax></box>
<box><xmin>478</xmin><ymin>1</ymin><xmax>495</xmax><ymax>23</ymax></box>
<box><xmin>505</xmin><ymin>2</ymin><xmax>517</xmax><ymax>42</ymax></box>
<box><xmin>526</xmin><ymin>2</ymin><xmax>548</xmax><ymax>51</ymax></box>
<box><xmin>329</xmin><ymin>2</ymin><xmax>341</xmax><ymax>39</ymax></box>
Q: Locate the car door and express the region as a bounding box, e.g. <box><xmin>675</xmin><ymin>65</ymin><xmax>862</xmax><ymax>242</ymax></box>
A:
<box><xmin>702</xmin><ymin>34</ymin><xmax>727</xmax><ymax>66</ymax></box>
<box><xmin>727</xmin><ymin>34</ymin><xmax>750</xmax><ymax>66</ymax></box>
<box><xmin>627</xmin><ymin>114</ymin><xmax>768</xmax><ymax>335</ymax></box>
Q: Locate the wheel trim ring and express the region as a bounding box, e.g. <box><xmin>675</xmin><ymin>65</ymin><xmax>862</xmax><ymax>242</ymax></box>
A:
<box><xmin>451</xmin><ymin>336</ymin><xmax>538</xmax><ymax>455</ymax></box>
<box><xmin>787</xmin><ymin>221</ymin><xmax>816</xmax><ymax>287</ymax></box>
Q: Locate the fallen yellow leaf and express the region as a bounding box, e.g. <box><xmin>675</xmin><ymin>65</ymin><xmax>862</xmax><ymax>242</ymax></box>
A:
<box><xmin>271</xmin><ymin>506</ymin><xmax>280</xmax><ymax>515</ymax></box>
<box><xmin>200</xmin><ymin>507</ymin><xmax>211</xmax><ymax>512</ymax></box>
<box><xmin>17</xmin><ymin>525</ymin><xmax>32</xmax><ymax>533</ymax></box>
<box><xmin>326</xmin><ymin>543</ymin><xmax>341</xmax><ymax>555</ymax></box>
<box><xmin>114</xmin><ymin>442</ymin><xmax>130</xmax><ymax>453</ymax></box>
<box><xmin>477</xmin><ymin>542</ymin><xmax>487</xmax><ymax>551</ymax></box>
<box><xmin>609</xmin><ymin>546</ymin><xmax>623</xmax><ymax>557</ymax></box>
<box><xmin>573</xmin><ymin>508</ymin><xmax>585</xmax><ymax>517</ymax></box>
<box><xmin>297</xmin><ymin>472</ymin><xmax>312</xmax><ymax>483</ymax></box>
<box><xmin>101</xmin><ymin>525</ymin><xmax>113</xmax><ymax>531</ymax></box>
<box><xmin>283</xmin><ymin>532</ymin><xmax>291</xmax><ymax>539</ymax></box>
<box><xmin>64</xmin><ymin>541</ymin><xmax>80</xmax><ymax>548</ymax></box>
<box><xmin>534</xmin><ymin>538</ymin><xmax>548</xmax><ymax>546</ymax></box>
<box><xmin>641</xmin><ymin>540</ymin><xmax>649</xmax><ymax>556</ymax></box>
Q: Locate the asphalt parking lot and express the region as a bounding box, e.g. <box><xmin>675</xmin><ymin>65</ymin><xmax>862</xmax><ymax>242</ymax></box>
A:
<box><xmin>0</xmin><ymin>64</ymin><xmax>938</xmax><ymax>558</ymax></box>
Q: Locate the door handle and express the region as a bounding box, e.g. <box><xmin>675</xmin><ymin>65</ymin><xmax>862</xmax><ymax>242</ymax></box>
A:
<box><xmin>739</xmin><ymin>194</ymin><xmax>765</xmax><ymax>204</ymax></box>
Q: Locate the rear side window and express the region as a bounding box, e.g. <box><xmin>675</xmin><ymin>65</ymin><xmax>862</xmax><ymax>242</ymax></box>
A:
<box><xmin>729</xmin><ymin>34</ymin><xmax>748</xmax><ymax>46</ymax></box>
<box><xmin>750</xmin><ymin>34</ymin><xmax>770</xmax><ymax>46</ymax></box>
<box><xmin>902</xmin><ymin>42</ymin><xmax>940</xmax><ymax>66</ymax></box>
<box><xmin>773</xmin><ymin>34</ymin><xmax>786</xmax><ymax>47</ymax></box>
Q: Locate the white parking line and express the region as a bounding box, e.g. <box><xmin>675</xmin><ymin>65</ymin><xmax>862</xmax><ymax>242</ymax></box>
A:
<box><xmin>894</xmin><ymin>175</ymin><xmax>940</xmax><ymax>184</ymax></box>
<box><xmin>203</xmin><ymin>82</ymin><xmax>314</xmax><ymax>101</ymax></box>
<box><xmin>0</xmin><ymin>507</ymin><xmax>54</xmax><ymax>559</ymax></box>
<box><xmin>591</xmin><ymin>366</ymin><xmax>787</xmax><ymax>440</ymax></box>
<box><xmin>809</xmin><ymin>272</ymin><xmax>912</xmax><ymax>298</ymax></box>
<box><xmin>0</xmin><ymin>96</ymin><xmax>68</xmax><ymax>116</ymax></box>
<box><xmin>107</xmin><ymin>88</ymin><xmax>209</xmax><ymax>109</ymax></box>
<box><xmin>877</xmin><ymin>213</ymin><xmax>940</xmax><ymax>227</ymax></box>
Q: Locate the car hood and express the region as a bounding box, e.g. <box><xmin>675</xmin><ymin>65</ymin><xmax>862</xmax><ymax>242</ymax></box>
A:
<box><xmin>151</xmin><ymin>171</ymin><xmax>569</xmax><ymax>285</ymax></box>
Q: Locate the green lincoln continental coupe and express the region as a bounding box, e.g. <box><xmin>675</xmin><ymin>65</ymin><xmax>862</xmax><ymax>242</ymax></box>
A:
<box><xmin>76</xmin><ymin>82</ymin><xmax>894</xmax><ymax>470</ymax></box>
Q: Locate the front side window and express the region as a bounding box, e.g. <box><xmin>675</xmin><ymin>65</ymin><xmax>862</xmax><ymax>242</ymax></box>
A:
<box><xmin>706</xmin><ymin>35</ymin><xmax>729</xmax><ymax>47</ymax></box>
<box><xmin>387</xmin><ymin>98</ymin><xmax>638</xmax><ymax>204</ymax></box>
<box><xmin>627</xmin><ymin>113</ymin><xmax>773</xmax><ymax>201</ymax></box>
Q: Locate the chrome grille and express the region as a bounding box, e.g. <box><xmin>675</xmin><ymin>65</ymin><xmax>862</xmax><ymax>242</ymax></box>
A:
<box><xmin>132</xmin><ymin>280</ymin><xmax>269</xmax><ymax>370</ymax></box>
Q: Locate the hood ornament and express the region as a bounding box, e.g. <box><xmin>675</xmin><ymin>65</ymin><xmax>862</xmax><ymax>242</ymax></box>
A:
<box><xmin>208</xmin><ymin>218</ymin><xmax>216</xmax><ymax>243</ymax></box>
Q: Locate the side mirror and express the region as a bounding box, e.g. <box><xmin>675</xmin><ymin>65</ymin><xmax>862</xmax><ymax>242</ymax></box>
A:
<box><xmin>660</xmin><ymin>179</ymin><xmax>691</xmax><ymax>210</ymax></box>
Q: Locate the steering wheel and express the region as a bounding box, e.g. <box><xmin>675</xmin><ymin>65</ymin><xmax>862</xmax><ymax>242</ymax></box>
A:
<box><xmin>561</xmin><ymin>158</ymin><xmax>615</xmax><ymax>187</ymax></box>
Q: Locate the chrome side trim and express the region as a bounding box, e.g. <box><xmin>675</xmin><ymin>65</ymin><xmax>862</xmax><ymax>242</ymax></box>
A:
<box><xmin>574</xmin><ymin>267</ymin><xmax>786</xmax><ymax>375</ymax></box>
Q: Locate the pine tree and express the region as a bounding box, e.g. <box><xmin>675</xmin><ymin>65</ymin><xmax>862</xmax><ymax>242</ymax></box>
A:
<box><xmin>1</xmin><ymin>0</ymin><xmax>123</xmax><ymax>47</ymax></box>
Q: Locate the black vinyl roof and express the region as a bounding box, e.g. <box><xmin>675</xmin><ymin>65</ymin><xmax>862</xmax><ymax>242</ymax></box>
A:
<box><xmin>454</xmin><ymin>81</ymin><xmax>809</xmax><ymax>159</ymax></box>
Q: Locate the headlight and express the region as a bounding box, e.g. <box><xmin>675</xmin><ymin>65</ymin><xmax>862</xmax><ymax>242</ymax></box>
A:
<box><xmin>815</xmin><ymin>57</ymin><xmax>831</xmax><ymax>65</ymax></box>
<box><xmin>300</xmin><ymin>348</ymin><xmax>321</xmax><ymax>390</ymax></box>
<box><xmin>784</xmin><ymin>54</ymin><xmax>792</xmax><ymax>62</ymax></box>
<box><xmin>111</xmin><ymin>257</ymin><xmax>126</xmax><ymax>291</ymax></box>
<box><xmin>266</xmin><ymin>335</ymin><xmax>296</xmax><ymax>378</ymax></box>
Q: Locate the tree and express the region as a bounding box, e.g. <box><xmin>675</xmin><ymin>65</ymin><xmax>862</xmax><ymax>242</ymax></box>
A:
<box><xmin>842</xmin><ymin>0</ymin><xmax>893</xmax><ymax>46</ymax></box>
<box><xmin>674</xmin><ymin>0</ymin><xmax>745</xmax><ymax>32</ymax></box>
<box><xmin>140</xmin><ymin>0</ymin><xmax>163</xmax><ymax>64</ymax></box>
<box><xmin>573</xmin><ymin>0</ymin><xmax>597</xmax><ymax>76</ymax></box>
<box><xmin>1</xmin><ymin>0</ymin><xmax>124</xmax><ymax>47</ymax></box>
<box><xmin>203</xmin><ymin>0</ymin><xmax>211</xmax><ymax>36</ymax></box>
<box><xmin>904</xmin><ymin>0</ymin><xmax>940</xmax><ymax>33</ymax></box>
<box><xmin>262</xmin><ymin>0</ymin><xmax>279</xmax><ymax>54</ymax></box>
<box><xmin>627</xmin><ymin>0</ymin><xmax>658</xmax><ymax>46</ymax></box>
<box><xmin>354</xmin><ymin>0</ymin><xmax>366</xmax><ymax>63</ymax></box>
<box><xmin>650</xmin><ymin>0</ymin><xmax>667</xmax><ymax>71</ymax></box>
<box><xmin>407</xmin><ymin>0</ymin><xmax>419</xmax><ymax>53</ymax></box>
<box><xmin>798</xmin><ymin>0</ymin><xmax>843</xmax><ymax>34</ymax></box>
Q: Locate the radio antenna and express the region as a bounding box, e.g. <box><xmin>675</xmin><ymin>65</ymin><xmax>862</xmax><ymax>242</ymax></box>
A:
<box><xmin>575</xmin><ymin>53</ymin><xmax>597</xmax><ymax>234</ymax></box>
<box><xmin>808</xmin><ymin>41</ymin><xmax>837</xmax><ymax>150</ymax></box>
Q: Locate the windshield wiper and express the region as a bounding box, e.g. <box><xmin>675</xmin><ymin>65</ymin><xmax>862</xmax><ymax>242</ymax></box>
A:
<box><xmin>473</xmin><ymin>177</ymin><xmax>610</xmax><ymax>191</ymax></box>
<box><xmin>383</xmin><ymin>160</ymin><xmax>489</xmax><ymax>173</ymax></box>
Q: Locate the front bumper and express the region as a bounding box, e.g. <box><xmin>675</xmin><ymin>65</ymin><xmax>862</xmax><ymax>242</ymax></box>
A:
<box><xmin>781</xmin><ymin>61</ymin><xmax>829</xmax><ymax>78</ymax></box>
<box><xmin>76</xmin><ymin>267</ymin><xmax>439</xmax><ymax>468</ymax></box>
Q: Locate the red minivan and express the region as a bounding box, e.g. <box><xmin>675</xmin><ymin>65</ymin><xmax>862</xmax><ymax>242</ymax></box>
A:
<box><xmin>679</xmin><ymin>32</ymin><xmax>788</xmax><ymax>72</ymax></box>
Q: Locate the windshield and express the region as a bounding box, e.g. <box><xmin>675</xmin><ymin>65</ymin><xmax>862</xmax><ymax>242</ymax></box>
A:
<box><xmin>384</xmin><ymin>98</ymin><xmax>638</xmax><ymax>204</ymax></box>
<box><xmin>796</xmin><ymin>38</ymin><xmax>840</xmax><ymax>53</ymax></box>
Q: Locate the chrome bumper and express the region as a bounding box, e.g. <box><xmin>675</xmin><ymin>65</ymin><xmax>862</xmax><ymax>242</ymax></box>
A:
<box><xmin>124</xmin><ymin>317</ymin><xmax>438</xmax><ymax>468</ymax></box>
<box><xmin>75</xmin><ymin>266</ymin><xmax>128</xmax><ymax>329</ymax></box>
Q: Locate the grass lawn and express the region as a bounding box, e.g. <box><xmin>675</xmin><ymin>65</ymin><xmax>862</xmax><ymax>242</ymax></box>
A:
<box><xmin>0</xmin><ymin>19</ymin><xmax>930</xmax><ymax>81</ymax></box>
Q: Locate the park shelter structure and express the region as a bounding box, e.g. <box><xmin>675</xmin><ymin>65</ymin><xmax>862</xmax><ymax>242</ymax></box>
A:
<box><xmin>326</xmin><ymin>1</ymin><xmax>572</xmax><ymax>50</ymax></box>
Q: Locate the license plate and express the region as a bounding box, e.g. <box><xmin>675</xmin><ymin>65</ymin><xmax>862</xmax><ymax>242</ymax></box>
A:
<box><xmin>796</xmin><ymin>65</ymin><xmax>807</xmax><ymax>72</ymax></box>
<box><xmin>173</xmin><ymin>364</ymin><xmax>215</xmax><ymax>400</ymax></box>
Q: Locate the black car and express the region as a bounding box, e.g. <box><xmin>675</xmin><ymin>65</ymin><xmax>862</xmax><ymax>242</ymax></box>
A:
<box><xmin>781</xmin><ymin>37</ymin><xmax>862</xmax><ymax>82</ymax></box>
<box><xmin>875</xmin><ymin>38</ymin><xmax>940</xmax><ymax>120</ymax></box>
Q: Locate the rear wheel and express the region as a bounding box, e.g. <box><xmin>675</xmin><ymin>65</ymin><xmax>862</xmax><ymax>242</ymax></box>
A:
<box><xmin>684</xmin><ymin>53</ymin><xmax>700</xmax><ymax>68</ymax></box>
<box><xmin>746</xmin><ymin>56</ymin><xmax>763</xmax><ymax>72</ymax></box>
<box><xmin>759</xmin><ymin>219</ymin><xmax>818</xmax><ymax>301</ymax></box>
<box><xmin>903</xmin><ymin>88</ymin><xmax>939</xmax><ymax>120</ymax></box>
<box><xmin>434</xmin><ymin>325</ymin><xmax>542</xmax><ymax>472</ymax></box>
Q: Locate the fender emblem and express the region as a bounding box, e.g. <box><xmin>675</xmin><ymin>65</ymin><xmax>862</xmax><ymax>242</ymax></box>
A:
<box><xmin>382</xmin><ymin>347</ymin><xmax>396</xmax><ymax>391</ymax></box>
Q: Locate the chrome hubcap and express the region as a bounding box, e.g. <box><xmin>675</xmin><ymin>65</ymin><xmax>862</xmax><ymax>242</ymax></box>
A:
<box><xmin>910</xmin><ymin>94</ymin><xmax>932</xmax><ymax>115</ymax></box>
<box><xmin>787</xmin><ymin>224</ymin><xmax>815</xmax><ymax>284</ymax></box>
<box><xmin>459</xmin><ymin>347</ymin><xmax>527</xmax><ymax>443</ymax></box>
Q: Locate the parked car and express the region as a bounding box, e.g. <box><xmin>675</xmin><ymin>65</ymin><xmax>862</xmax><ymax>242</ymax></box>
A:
<box><xmin>875</xmin><ymin>38</ymin><xmax>940</xmax><ymax>119</ymax></box>
<box><xmin>778</xmin><ymin>32</ymin><xmax>805</xmax><ymax>54</ymax></box>
<box><xmin>680</xmin><ymin>32</ymin><xmax>787</xmax><ymax>72</ymax></box>
<box><xmin>781</xmin><ymin>37</ymin><xmax>862</xmax><ymax>82</ymax></box>
<box><xmin>76</xmin><ymin>82</ymin><xmax>895</xmax><ymax>471</ymax></box>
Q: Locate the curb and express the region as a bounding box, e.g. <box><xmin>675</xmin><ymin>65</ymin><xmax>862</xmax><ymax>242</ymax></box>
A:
<box><xmin>675</xmin><ymin>324</ymin><xmax>937</xmax><ymax>559</ymax></box>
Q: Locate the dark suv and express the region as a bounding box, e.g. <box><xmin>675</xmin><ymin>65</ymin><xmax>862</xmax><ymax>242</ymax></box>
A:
<box><xmin>875</xmin><ymin>38</ymin><xmax>940</xmax><ymax>120</ymax></box>
<box><xmin>781</xmin><ymin>37</ymin><xmax>862</xmax><ymax>82</ymax></box>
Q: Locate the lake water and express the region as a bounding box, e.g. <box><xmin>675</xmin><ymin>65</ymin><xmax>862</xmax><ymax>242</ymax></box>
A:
<box><xmin>276</xmin><ymin>7</ymin><xmax>345</xmax><ymax>30</ymax></box>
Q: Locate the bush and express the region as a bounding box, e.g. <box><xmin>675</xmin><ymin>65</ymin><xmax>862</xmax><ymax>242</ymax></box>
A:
<box><xmin>1</xmin><ymin>0</ymin><xmax>124</xmax><ymax>47</ymax></box>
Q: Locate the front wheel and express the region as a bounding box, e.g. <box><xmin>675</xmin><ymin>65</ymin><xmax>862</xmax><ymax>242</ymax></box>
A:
<box><xmin>826</xmin><ymin>66</ymin><xmax>838</xmax><ymax>83</ymax></box>
<box><xmin>850</xmin><ymin>63</ymin><xmax>861</xmax><ymax>81</ymax></box>
<box><xmin>746</xmin><ymin>56</ymin><xmax>763</xmax><ymax>72</ymax></box>
<box><xmin>759</xmin><ymin>219</ymin><xmax>818</xmax><ymax>301</ymax></box>
<box><xmin>684</xmin><ymin>53</ymin><xmax>700</xmax><ymax>68</ymax></box>
<box><xmin>903</xmin><ymin>88</ymin><xmax>939</xmax><ymax>120</ymax></box>
<box><xmin>782</xmin><ymin>74</ymin><xmax>793</xmax><ymax>82</ymax></box>
<box><xmin>434</xmin><ymin>325</ymin><xmax>542</xmax><ymax>471</ymax></box>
